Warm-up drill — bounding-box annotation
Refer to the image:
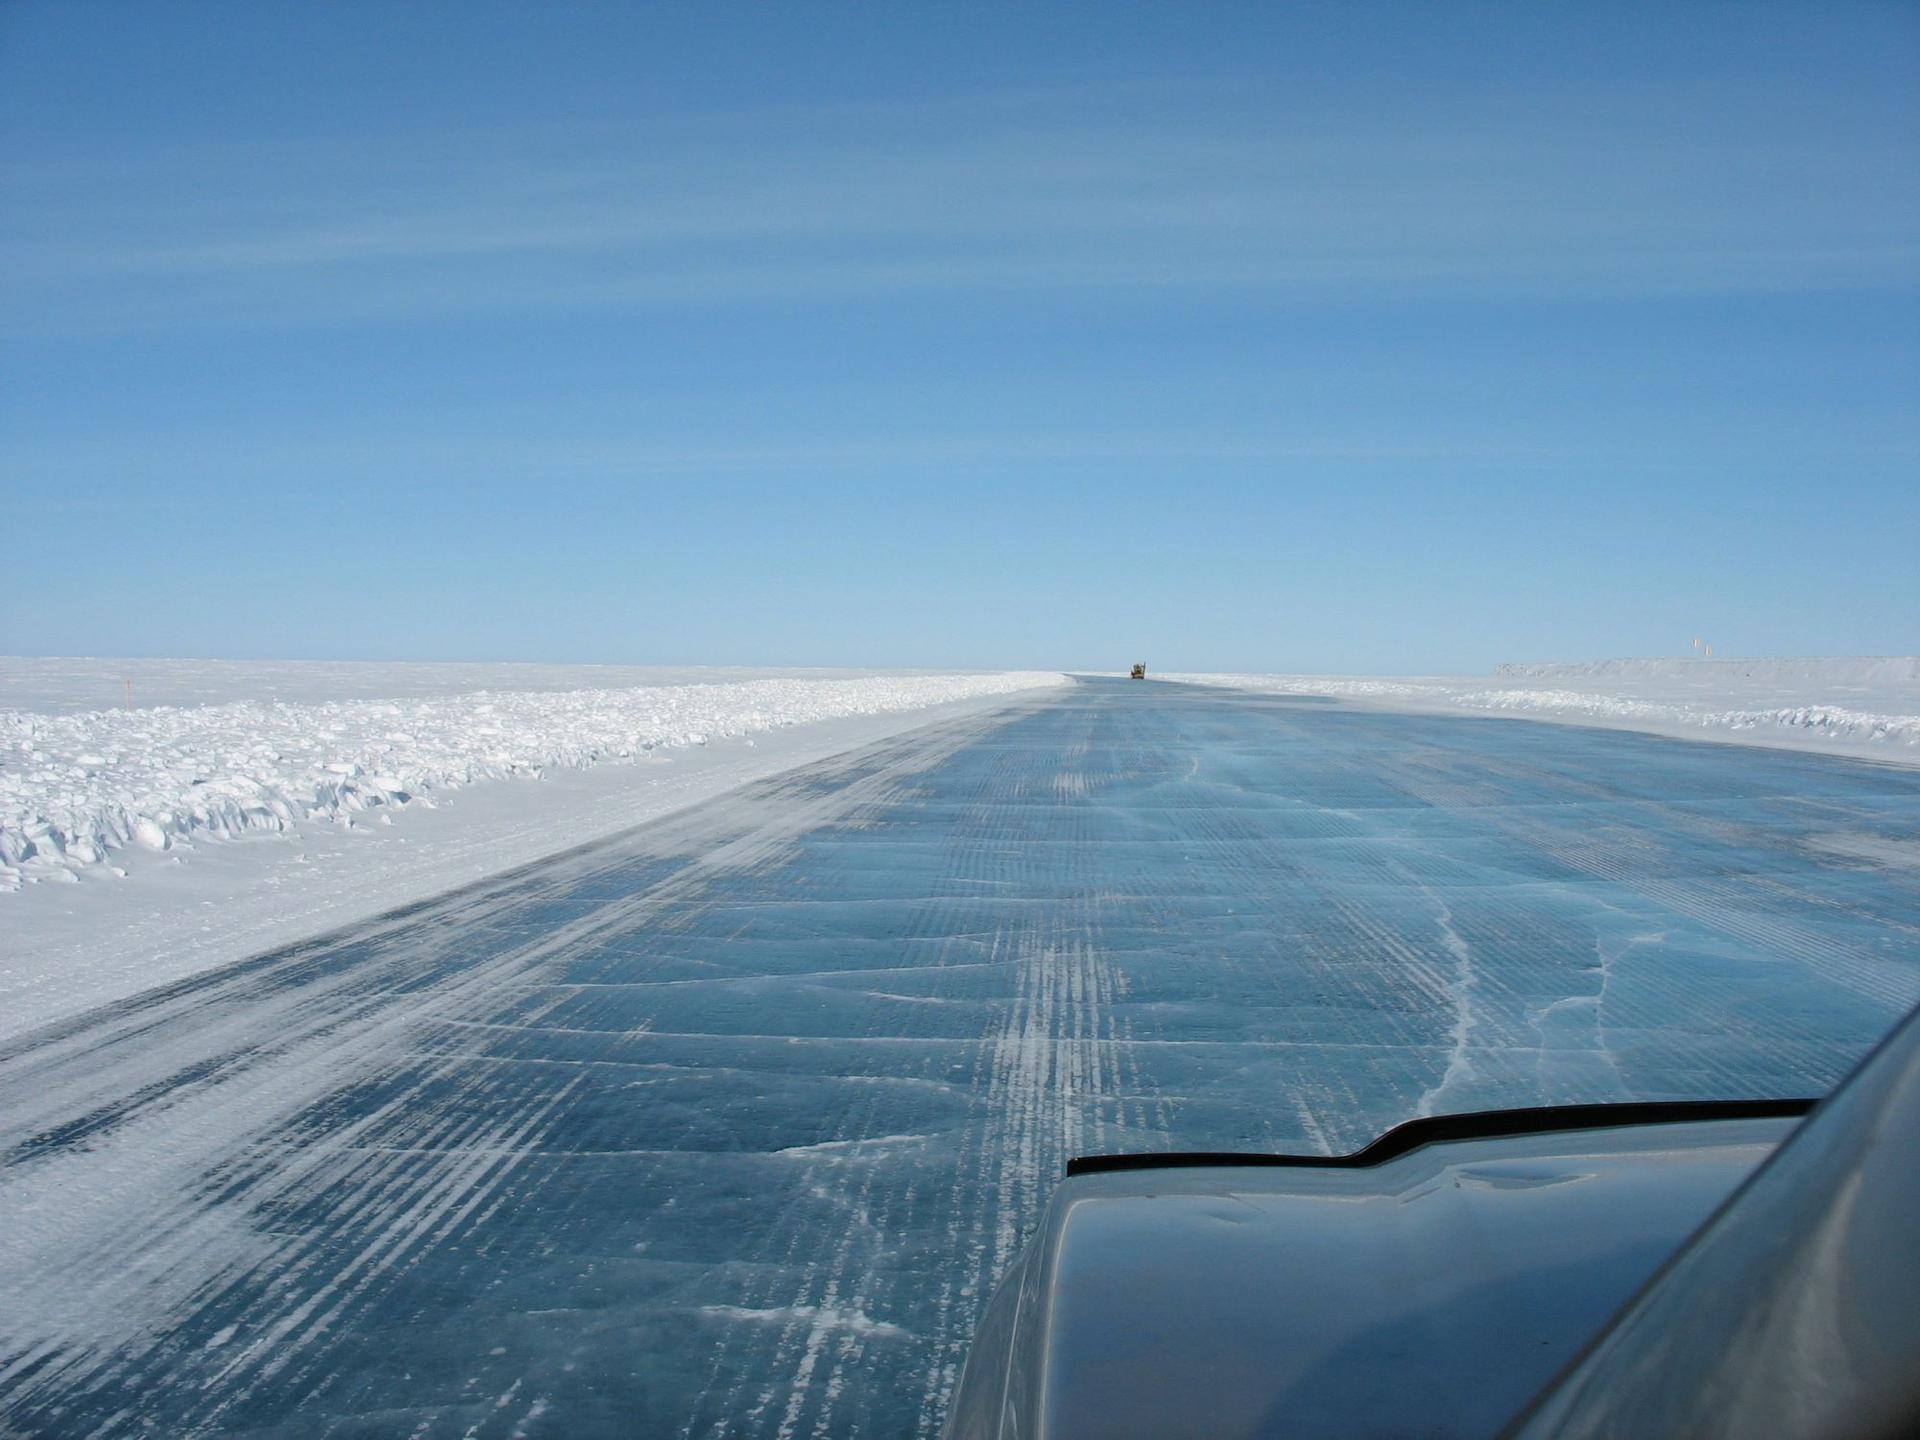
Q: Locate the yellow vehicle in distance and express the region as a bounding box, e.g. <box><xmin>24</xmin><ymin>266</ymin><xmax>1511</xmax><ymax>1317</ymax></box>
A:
<box><xmin>1130</xmin><ymin>663</ymin><xmax>1146</xmax><ymax>679</ymax></box>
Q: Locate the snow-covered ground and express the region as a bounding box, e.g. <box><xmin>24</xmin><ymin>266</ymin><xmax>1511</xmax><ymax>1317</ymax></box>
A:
<box><xmin>1164</xmin><ymin>657</ymin><xmax>1920</xmax><ymax>764</ymax></box>
<box><xmin>0</xmin><ymin>657</ymin><xmax>980</xmax><ymax>714</ymax></box>
<box><xmin>0</xmin><ymin>661</ymin><xmax>1066</xmax><ymax>1037</ymax></box>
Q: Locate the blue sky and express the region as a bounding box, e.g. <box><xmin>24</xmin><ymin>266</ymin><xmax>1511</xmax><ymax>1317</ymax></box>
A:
<box><xmin>3</xmin><ymin>2</ymin><xmax>1915</xmax><ymax>672</ymax></box>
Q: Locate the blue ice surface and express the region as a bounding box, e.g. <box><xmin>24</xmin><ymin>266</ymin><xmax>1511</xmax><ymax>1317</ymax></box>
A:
<box><xmin>2</xmin><ymin>678</ymin><xmax>1917</xmax><ymax>1437</ymax></box>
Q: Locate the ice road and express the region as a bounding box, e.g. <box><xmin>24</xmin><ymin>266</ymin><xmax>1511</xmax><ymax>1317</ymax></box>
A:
<box><xmin>3</xmin><ymin>678</ymin><xmax>1918</xmax><ymax>1437</ymax></box>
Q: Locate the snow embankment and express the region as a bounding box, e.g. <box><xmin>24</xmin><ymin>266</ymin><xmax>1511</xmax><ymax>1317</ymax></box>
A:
<box><xmin>1494</xmin><ymin>656</ymin><xmax>1920</xmax><ymax>687</ymax></box>
<box><xmin>0</xmin><ymin>657</ymin><xmax>984</xmax><ymax>714</ymax></box>
<box><xmin>1164</xmin><ymin>658</ymin><xmax>1920</xmax><ymax>763</ymax></box>
<box><xmin>1</xmin><ymin>671</ymin><xmax>1065</xmax><ymax>892</ymax></box>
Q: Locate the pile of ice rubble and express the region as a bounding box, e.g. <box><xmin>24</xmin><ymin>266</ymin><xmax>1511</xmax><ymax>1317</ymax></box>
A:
<box><xmin>1</xmin><ymin>671</ymin><xmax>1065</xmax><ymax>891</ymax></box>
<box><xmin>1166</xmin><ymin>657</ymin><xmax>1920</xmax><ymax>756</ymax></box>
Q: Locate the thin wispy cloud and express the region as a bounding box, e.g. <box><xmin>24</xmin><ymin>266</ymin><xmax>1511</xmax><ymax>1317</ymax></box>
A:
<box><xmin>6</xmin><ymin>78</ymin><xmax>1915</xmax><ymax>336</ymax></box>
<box><xmin>3</xmin><ymin>4</ymin><xmax>1916</xmax><ymax>669</ymax></box>
<box><xmin>0</xmin><ymin>429</ymin><xmax>1557</xmax><ymax>497</ymax></box>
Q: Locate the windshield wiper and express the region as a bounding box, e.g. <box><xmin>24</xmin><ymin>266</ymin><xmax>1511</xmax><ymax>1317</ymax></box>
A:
<box><xmin>1065</xmin><ymin>1096</ymin><xmax>1820</xmax><ymax>1176</ymax></box>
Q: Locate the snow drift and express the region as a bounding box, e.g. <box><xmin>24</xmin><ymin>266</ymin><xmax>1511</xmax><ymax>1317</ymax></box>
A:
<box><xmin>1</xmin><ymin>671</ymin><xmax>1066</xmax><ymax>891</ymax></box>
<box><xmin>1495</xmin><ymin>657</ymin><xmax>1920</xmax><ymax>685</ymax></box>
<box><xmin>1164</xmin><ymin>658</ymin><xmax>1920</xmax><ymax>763</ymax></box>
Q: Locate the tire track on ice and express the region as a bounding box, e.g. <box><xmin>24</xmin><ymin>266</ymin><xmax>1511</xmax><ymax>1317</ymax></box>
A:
<box><xmin>1</xmin><ymin>703</ymin><xmax>1018</xmax><ymax>1437</ymax></box>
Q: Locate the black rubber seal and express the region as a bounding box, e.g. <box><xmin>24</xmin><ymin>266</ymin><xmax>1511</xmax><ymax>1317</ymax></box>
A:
<box><xmin>1064</xmin><ymin>1098</ymin><xmax>1819</xmax><ymax>1177</ymax></box>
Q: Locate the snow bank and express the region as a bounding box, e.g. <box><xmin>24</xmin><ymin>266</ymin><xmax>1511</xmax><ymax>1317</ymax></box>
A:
<box><xmin>1432</xmin><ymin>688</ymin><xmax>1920</xmax><ymax>746</ymax></box>
<box><xmin>0</xmin><ymin>671</ymin><xmax>1066</xmax><ymax>892</ymax></box>
<box><xmin>1495</xmin><ymin>656</ymin><xmax>1920</xmax><ymax>686</ymax></box>
<box><xmin>1164</xmin><ymin>658</ymin><xmax>1920</xmax><ymax>764</ymax></box>
<box><xmin>0</xmin><ymin>657</ymin><xmax>986</xmax><ymax>715</ymax></box>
